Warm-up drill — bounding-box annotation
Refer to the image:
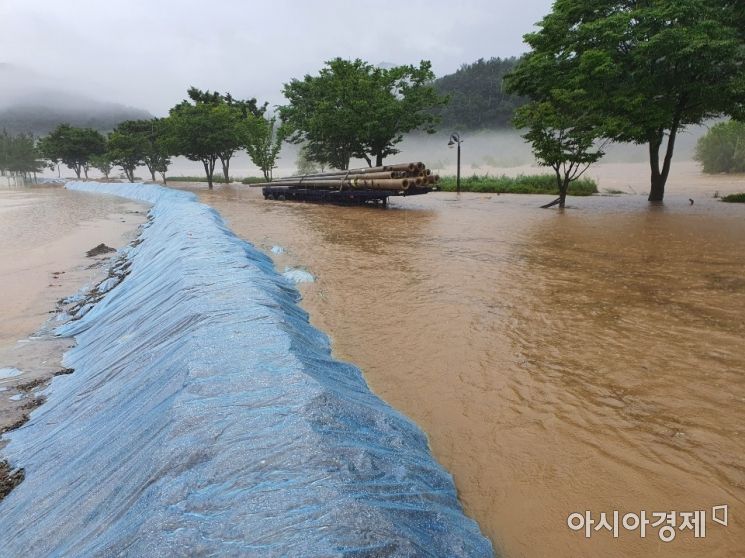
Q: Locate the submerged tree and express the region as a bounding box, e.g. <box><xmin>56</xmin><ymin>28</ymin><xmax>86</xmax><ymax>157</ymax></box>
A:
<box><xmin>39</xmin><ymin>124</ymin><xmax>106</xmax><ymax>179</ymax></box>
<box><xmin>166</xmin><ymin>88</ymin><xmax>262</xmax><ymax>188</ymax></box>
<box><xmin>89</xmin><ymin>152</ymin><xmax>114</xmax><ymax>180</ymax></box>
<box><xmin>509</xmin><ymin>0</ymin><xmax>745</xmax><ymax>201</ymax></box>
<box><xmin>244</xmin><ymin>116</ymin><xmax>286</xmax><ymax>181</ymax></box>
<box><xmin>177</xmin><ymin>88</ymin><xmax>265</xmax><ymax>184</ymax></box>
<box><xmin>280</xmin><ymin>58</ymin><xmax>446</xmax><ymax>170</ymax></box>
<box><xmin>108</xmin><ymin>121</ymin><xmax>146</xmax><ymax>182</ymax></box>
<box><xmin>695</xmin><ymin>120</ymin><xmax>745</xmax><ymax>174</ymax></box>
<box><xmin>513</xmin><ymin>100</ymin><xmax>606</xmax><ymax>208</ymax></box>
<box><xmin>0</xmin><ymin>130</ymin><xmax>45</xmax><ymax>183</ymax></box>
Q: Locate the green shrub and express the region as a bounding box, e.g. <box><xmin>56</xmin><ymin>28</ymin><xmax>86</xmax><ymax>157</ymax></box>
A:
<box><xmin>721</xmin><ymin>192</ymin><xmax>745</xmax><ymax>203</ymax></box>
<box><xmin>437</xmin><ymin>173</ymin><xmax>597</xmax><ymax>195</ymax></box>
<box><xmin>695</xmin><ymin>121</ymin><xmax>745</xmax><ymax>174</ymax></box>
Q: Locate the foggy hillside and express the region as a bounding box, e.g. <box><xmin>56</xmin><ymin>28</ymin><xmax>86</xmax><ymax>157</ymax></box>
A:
<box><xmin>0</xmin><ymin>63</ymin><xmax>151</xmax><ymax>135</ymax></box>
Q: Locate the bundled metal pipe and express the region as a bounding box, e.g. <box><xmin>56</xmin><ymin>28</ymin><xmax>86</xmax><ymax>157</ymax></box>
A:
<box><xmin>266</xmin><ymin>162</ymin><xmax>438</xmax><ymax>192</ymax></box>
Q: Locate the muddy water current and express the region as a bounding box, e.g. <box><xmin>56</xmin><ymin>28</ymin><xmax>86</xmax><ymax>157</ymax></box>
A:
<box><xmin>0</xmin><ymin>185</ymin><xmax>146</xmax><ymax>436</ymax></box>
<box><xmin>189</xmin><ymin>173</ymin><xmax>745</xmax><ymax>558</ymax></box>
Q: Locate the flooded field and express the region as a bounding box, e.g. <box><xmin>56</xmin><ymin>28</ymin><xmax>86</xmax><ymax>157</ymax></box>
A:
<box><xmin>184</xmin><ymin>161</ymin><xmax>745</xmax><ymax>557</ymax></box>
<box><xmin>0</xmin><ymin>185</ymin><xmax>145</xmax><ymax>435</ymax></box>
<box><xmin>0</xmin><ymin>163</ymin><xmax>742</xmax><ymax>557</ymax></box>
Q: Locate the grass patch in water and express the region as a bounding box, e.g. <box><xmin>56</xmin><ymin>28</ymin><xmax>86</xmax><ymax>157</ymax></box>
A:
<box><xmin>721</xmin><ymin>192</ymin><xmax>745</xmax><ymax>203</ymax></box>
<box><xmin>437</xmin><ymin>174</ymin><xmax>598</xmax><ymax>195</ymax></box>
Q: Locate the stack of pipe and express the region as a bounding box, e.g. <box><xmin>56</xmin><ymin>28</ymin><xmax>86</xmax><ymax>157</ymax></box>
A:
<box><xmin>267</xmin><ymin>162</ymin><xmax>440</xmax><ymax>192</ymax></box>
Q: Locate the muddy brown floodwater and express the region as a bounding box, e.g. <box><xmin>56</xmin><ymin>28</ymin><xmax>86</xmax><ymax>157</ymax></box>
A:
<box><xmin>0</xmin><ymin>185</ymin><xmax>146</xmax><ymax>439</ymax></box>
<box><xmin>186</xmin><ymin>162</ymin><xmax>745</xmax><ymax>558</ymax></box>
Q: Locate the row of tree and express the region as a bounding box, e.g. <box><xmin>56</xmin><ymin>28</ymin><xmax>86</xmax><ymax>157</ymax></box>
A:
<box><xmin>505</xmin><ymin>0</ymin><xmax>745</xmax><ymax>206</ymax></box>
<box><xmin>0</xmin><ymin>130</ymin><xmax>46</xmax><ymax>183</ymax></box>
<box><xmin>35</xmin><ymin>88</ymin><xmax>286</xmax><ymax>188</ymax></box>
<box><xmin>32</xmin><ymin>61</ymin><xmax>447</xmax><ymax>186</ymax></box>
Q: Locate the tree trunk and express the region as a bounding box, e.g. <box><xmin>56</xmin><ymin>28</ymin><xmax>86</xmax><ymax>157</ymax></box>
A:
<box><xmin>74</xmin><ymin>165</ymin><xmax>81</xmax><ymax>179</ymax></box>
<box><xmin>648</xmin><ymin>107</ymin><xmax>682</xmax><ymax>202</ymax></box>
<box><xmin>83</xmin><ymin>166</ymin><xmax>89</xmax><ymax>180</ymax></box>
<box><xmin>149</xmin><ymin>168</ymin><xmax>156</xmax><ymax>182</ymax></box>
<box><xmin>648</xmin><ymin>133</ymin><xmax>664</xmax><ymax>202</ymax></box>
<box><xmin>559</xmin><ymin>178</ymin><xmax>569</xmax><ymax>208</ymax></box>
<box><xmin>203</xmin><ymin>161</ymin><xmax>213</xmax><ymax>189</ymax></box>
<box><xmin>222</xmin><ymin>158</ymin><xmax>230</xmax><ymax>184</ymax></box>
<box><xmin>375</xmin><ymin>153</ymin><xmax>384</xmax><ymax>167</ymax></box>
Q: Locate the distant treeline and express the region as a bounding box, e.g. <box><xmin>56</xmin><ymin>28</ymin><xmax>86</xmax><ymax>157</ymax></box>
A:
<box><xmin>433</xmin><ymin>57</ymin><xmax>526</xmax><ymax>130</ymax></box>
<box><xmin>0</xmin><ymin>105</ymin><xmax>152</xmax><ymax>136</ymax></box>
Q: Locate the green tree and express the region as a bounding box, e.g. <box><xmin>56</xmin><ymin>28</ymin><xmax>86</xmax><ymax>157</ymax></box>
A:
<box><xmin>0</xmin><ymin>131</ymin><xmax>45</xmax><ymax>183</ymax></box>
<box><xmin>39</xmin><ymin>124</ymin><xmax>106</xmax><ymax>179</ymax></box>
<box><xmin>244</xmin><ymin>116</ymin><xmax>286</xmax><ymax>181</ymax></box>
<box><xmin>695</xmin><ymin>120</ymin><xmax>745</xmax><ymax>174</ymax></box>
<box><xmin>180</xmin><ymin>88</ymin><xmax>265</xmax><ymax>184</ymax></box>
<box><xmin>280</xmin><ymin>58</ymin><xmax>446</xmax><ymax>169</ymax></box>
<box><xmin>295</xmin><ymin>144</ymin><xmax>321</xmax><ymax>175</ymax></box>
<box><xmin>508</xmin><ymin>0</ymin><xmax>745</xmax><ymax>202</ymax></box>
<box><xmin>89</xmin><ymin>152</ymin><xmax>114</xmax><ymax>180</ymax></box>
<box><xmin>167</xmin><ymin>91</ymin><xmax>252</xmax><ymax>188</ymax></box>
<box><xmin>513</xmin><ymin>98</ymin><xmax>606</xmax><ymax>208</ymax></box>
<box><xmin>108</xmin><ymin>121</ymin><xmax>147</xmax><ymax>182</ymax></box>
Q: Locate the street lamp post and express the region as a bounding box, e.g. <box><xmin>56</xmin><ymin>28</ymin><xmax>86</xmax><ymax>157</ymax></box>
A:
<box><xmin>448</xmin><ymin>133</ymin><xmax>462</xmax><ymax>194</ymax></box>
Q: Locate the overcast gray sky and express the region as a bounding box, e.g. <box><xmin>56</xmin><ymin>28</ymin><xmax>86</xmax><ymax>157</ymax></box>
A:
<box><xmin>1</xmin><ymin>0</ymin><xmax>553</xmax><ymax>115</ymax></box>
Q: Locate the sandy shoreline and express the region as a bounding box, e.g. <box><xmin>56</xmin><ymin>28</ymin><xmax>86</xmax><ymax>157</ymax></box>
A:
<box><xmin>0</xmin><ymin>184</ymin><xmax>147</xmax><ymax>456</ymax></box>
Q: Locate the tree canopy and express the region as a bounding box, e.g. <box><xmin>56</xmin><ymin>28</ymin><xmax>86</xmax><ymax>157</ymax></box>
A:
<box><xmin>513</xmin><ymin>96</ymin><xmax>606</xmax><ymax>208</ymax></box>
<box><xmin>280</xmin><ymin>58</ymin><xmax>447</xmax><ymax>169</ymax></box>
<box><xmin>107</xmin><ymin>120</ymin><xmax>148</xmax><ymax>182</ymax></box>
<box><xmin>38</xmin><ymin>124</ymin><xmax>106</xmax><ymax>179</ymax></box>
<box><xmin>0</xmin><ymin>130</ymin><xmax>45</xmax><ymax>182</ymax></box>
<box><xmin>695</xmin><ymin>120</ymin><xmax>745</xmax><ymax>174</ymax></box>
<box><xmin>167</xmin><ymin>88</ymin><xmax>264</xmax><ymax>186</ymax></box>
<box><xmin>244</xmin><ymin>115</ymin><xmax>286</xmax><ymax>181</ymax></box>
<box><xmin>507</xmin><ymin>0</ymin><xmax>745</xmax><ymax>201</ymax></box>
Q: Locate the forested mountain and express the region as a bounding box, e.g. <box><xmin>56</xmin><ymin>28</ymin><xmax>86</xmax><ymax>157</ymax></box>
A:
<box><xmin>434</xmin><ymin>57</ymin><xmax>526</xmax><ymax>130</ymax></box>
<box><xmin>0</xmin><ymin>104</ymin><xmax>152</xmax><ymax>136</ymax></box>
<box><xmin>0</xmin><ymin>63</ymin><xmax>151</xmax><ymax>135</ymax></box>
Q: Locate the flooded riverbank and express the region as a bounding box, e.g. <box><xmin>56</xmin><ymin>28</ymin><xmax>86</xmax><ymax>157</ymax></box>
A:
<box><xmin>0</xmin><ymin>182</ymin><xmax>492</xmax><ymax>556</ymax></box>
<box><xmin>0</xmin><ymin>185</ymin><xmax>146</xmax><ymax>437</ymax></box>
<box><xmin>186</xmin><ymin>161</ymin><xmax>745</xmax><ymax>557</ymax></box>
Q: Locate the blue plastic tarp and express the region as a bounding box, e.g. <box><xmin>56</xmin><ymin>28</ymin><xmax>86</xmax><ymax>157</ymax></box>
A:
<box><xmin>0</xmin><ymin>182</ymin><xmax>494</xmax><ymax>557</ymax></box>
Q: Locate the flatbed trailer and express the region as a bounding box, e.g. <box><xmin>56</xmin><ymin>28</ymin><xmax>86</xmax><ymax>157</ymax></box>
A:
<box><xmin>262</xmin><ymin>185</ymin><xmax>432</xmax><ymax>206</ymax></box>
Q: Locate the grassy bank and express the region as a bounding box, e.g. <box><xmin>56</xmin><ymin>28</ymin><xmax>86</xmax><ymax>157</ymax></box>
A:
<box><xmin>168</xmin><ymin>176</ymin><xmax>267</xmax><ymax>185</ymax></box>
<box><xmin>167</xmin><ymin>176</ymin><xmax>237</xmax><ymax>184</ymax></box>
<box><xmin>721</xmin><ymin>192</ymin><xmax>745</xmax><ymax>203</ymax></box>
<box><xmin>436</xmin><ymin>174</ymin><xmax>598</xmax><ymax>195</ymax></box>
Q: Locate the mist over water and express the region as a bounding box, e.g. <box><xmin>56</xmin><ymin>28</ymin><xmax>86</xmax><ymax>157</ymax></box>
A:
<box><xmin>66</xmin><ymin>126</ymin><xmax>712</xmax><ymax>184</ymax></box>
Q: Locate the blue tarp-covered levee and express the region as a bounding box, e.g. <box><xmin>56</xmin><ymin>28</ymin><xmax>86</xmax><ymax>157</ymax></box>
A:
<box><xmin>0</xmin><ymin>182</ymin><xmax>494</xmax><ymax>557</ymax></box>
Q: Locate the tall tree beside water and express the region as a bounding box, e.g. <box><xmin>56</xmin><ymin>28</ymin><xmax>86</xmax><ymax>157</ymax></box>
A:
<box><xmin>0</xmin><ymin>130</ymin><xmax>45</xmax><ymax>183</ymax></box>
<box><xmin>179</xmin><ymin>88</ymin><xmax>265</xmax><ymax>184</ymax></box>
<box><xmin>38</xmin><ymin>124</ymin><xmax>106</xmax><ymax>179</ymax></box>
<box><xmin>509</xmin><ymin>0</ymin><xmax>745</xmax><ymax>202</ymax></box>
<box><xmin>244</xmin><ymin>115</ymin><xmax>286</xmax><ymax>182</ymax></box>
<box><xmin>280</xmin><ymin>58</ymin><xmax>446</xmax><ymax>170</ymax></box>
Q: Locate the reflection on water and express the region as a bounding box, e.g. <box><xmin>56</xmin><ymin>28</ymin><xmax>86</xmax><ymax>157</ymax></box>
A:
<box><xmin>192</xmin><ymin>183</ymin><xmax>745</xmax><ymax>558</ymax></box>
